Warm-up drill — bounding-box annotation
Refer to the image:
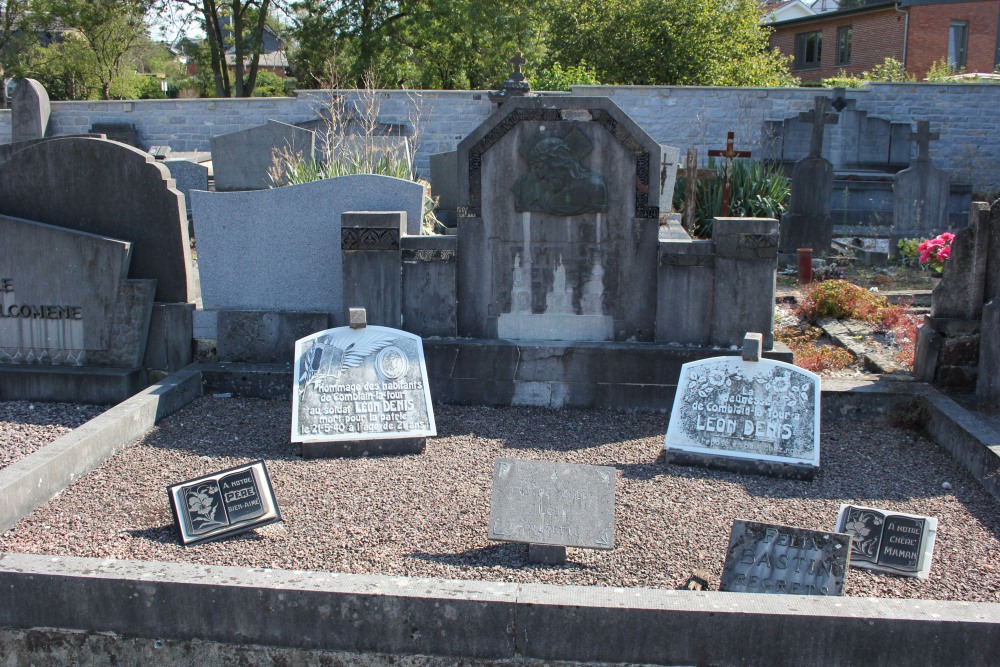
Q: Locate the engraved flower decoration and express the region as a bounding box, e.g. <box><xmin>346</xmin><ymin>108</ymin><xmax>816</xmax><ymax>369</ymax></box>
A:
<box><xmin>844</xmin><ymin>519</ymin><xmax>871</xmax><ymax>538</ymax></box>
<box><xmin>708</xmin><ymin>369</ymin><xmax>726</xmax><ymax>386</ymax></box>
<box><xmin>186</xmin><ymin>484</ymin><xmax>223</xmax><ymax>528</ymax></box>
<box><xmin>771</xmin><ymin>372</ymin><xmax>791</xmax><ymax>393</ymax></box>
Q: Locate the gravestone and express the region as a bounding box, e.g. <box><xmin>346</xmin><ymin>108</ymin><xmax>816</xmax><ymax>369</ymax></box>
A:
<box><xmin>165</xmin><ymin>159</ymin><xmax>209</xmax><ymax>215</ymax></box>
<box><xmin>291</xmin><ymin>315</ymin><xmax>436</xmax><ymax>457</ymax></box>
<box><xmin>836</xmin><ymin>505</ymin><xmax>937</xmax><ymax>578</ymax></box>
<box><xmin>0</xmin><ymin>215</ymin><xmax>155</xmax><ymax>369</ymax></box>
<box><xmin>892</xmin><ymin>121</ymin><xmax>951</xmax><ymax>247</ymax></box>
<box><xmin>720</xmin><ymin>520</ymin><xmax>850</xmax><ymax>596</ymax></box>
<box><xmin>979</xmin><ymin>301</ymin><xmax>1000</xmax><ymax>407</ymax></box>
<box><xmin>429</xmin><ymin>150</ymin><xmax>459</xmax><ymax>227</ymax></box>
<box><xmin>192</xmin><ymin>174</ymin><xmax>425</xmax><ymax>322</ymax></box>
<box><xmin>778</xmin><ymin>96</ymin><xmax>838</xmax><ymax>263</ymax></box>
<box><xmin>10</xmin><ymin>78</ymin><xmax>50</xmax><ymax>142</ymax></box>
<box><xmin>90</xmin><ymin>123</ymin><xmax>139</xmax><ymax>147</ymax></box>
<box><xmin>659</xmin><ymin>144</ymin><xmax>681</xmax><ymax>207</ymax></box>
<box><xmin>0</xmin><ymin>137</ymin><xmax>195</xmax><ymax>304</ymax></box>
<box><xmin>211</xmin><ymin>120</ymin><xmax>316</xmax><ymax>191</ymax></box>
<box><xmin>457</xmin><ymin>96</ymin><xmax>660</xmax><ymax>342</ymax></box>
<box><xmin>167</xmin><ymin>460</ymin><xmax>281</xmax><ymax>546</ymax></box>
<box><xmin>664</xmin><ymin>339</ymin><xmax>821</xmax><ymax>479</ymax></box>
<box><xmin>488</xmin><ymin>457</ymin><xmax>615</xmax><ymax>562</ymax></box>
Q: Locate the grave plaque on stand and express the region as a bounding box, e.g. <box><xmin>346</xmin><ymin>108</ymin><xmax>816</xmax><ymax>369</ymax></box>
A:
<box><xmin>167</xmin><ymin>460</ymin><xmax>281</xmax><ymax>546</ymax></box>
<box><xmin>488</xmin><ymin>458</ymin><xmax>615</xmax><ymax>564</ymax></box>
<box><xmin>665</xmin><ymin>334</ymin><xmax>821</xmax><ymax>479</ymax></box>
<box><xmin>291</xmin><ymin>312</ymin><xmax>436</xmax><ymax>457</ymax></box>
<box><xmin>836</xmin><ymin>504</ymin><xmax>938</xmax><ymax>578</ymax></box>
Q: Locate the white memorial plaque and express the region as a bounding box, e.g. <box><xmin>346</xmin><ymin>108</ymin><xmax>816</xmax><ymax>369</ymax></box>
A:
<box><xmin>291</xmin><ymin>325</ymin><xmax>436</xmax><ymax>443</ymax></box>
<box><xmin>665</xmin><ymin>357</ymin><xmax>820</xmax><ymax>471</ymax></box>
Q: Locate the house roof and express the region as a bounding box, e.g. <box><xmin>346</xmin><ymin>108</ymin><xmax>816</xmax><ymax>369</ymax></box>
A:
<box><xmin>765</xmin><ymin>0</ymin><xmax>896</xmax><ymax>27</ymax></box>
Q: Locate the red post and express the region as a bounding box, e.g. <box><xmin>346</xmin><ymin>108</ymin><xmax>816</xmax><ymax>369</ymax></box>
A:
<box><xmin>797</xmin><ymin>248</ymin><xmax>813</xmax><ymax>284</ymax></box>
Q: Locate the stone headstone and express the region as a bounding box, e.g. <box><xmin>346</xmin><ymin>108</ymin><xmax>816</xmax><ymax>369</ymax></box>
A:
<box><xmin>191</xmin><ymin>174</ymin><xmax>425</xmax><ymax>319</ymax></box>
<box><xmin>291</xmin><ymin>324</ymin><xmax>436</xmax><ymax>456</ymax></box>
<box><xmin>0</xmin><ymin>215</ymin><xmax>155</xmax><ymax>368</ymax></box>
<box><xmin>719</xmin><ymin>520</ymin><xmax>850</xmax><ymax>595</ymax></box>
<box><xmin>429</xmin><ymin>150</ymin><xmax>459</xmax><ymax>226</ymax></box>
<box><xmin>90</xmin><ymin>123</ymin><xmax>139</xmax><ymax>147</ymax></box>
<box><xmin>836</xmin><ymin>504</ymin><xmax>937</xmax><ymax>578</ymax></box>
<box><xmin>10</xmin><ymin>78</ymin><xmax>50</xmax><ymax>142</ymax></box>
<box><xmin>779</xmin><ymin>97</ymin><xmax>837</xmax><ymax>260</ymax></box>
<box><xmin>0</xmin><ymin>137</ymin><xmax>195</xmax><ymax>303</ymax></box>
<box><xmin>164</xmin><ymin>159</ymin><xmax>209</xmax><ymax>214</ymax></box>
<box><xmin>665</xmin><ymin>356</ymin><xmax>820</xmax><ymax>478</ymax></box>
<box><xmin>167</xmin><ymin>460</ymin><xmax>281</xmax><ymax>546</ymax></box>
<box><xmin>211</xmin><ymin>120</ymin><xmax>316</xmax><ymax>191</ymax></box>
<box><xmin>977</xmin><ymin>300</ymin><xmax>1000</xmax><ymax>408</ymax></box>
<box><xmin>930</xmin><ymin>202</ymin><xmax>991</xmax><ymax>320</ymax></box>
<box><xmin>892</xmin><ymin>121</ymin><xmax>951</xmax><ymax>242</ymax></box>
<box><xmin>659</xmin><ymin>144</ymin><xmax>681</xmax><ymax>206</ymax></box>
<box><xmin>488</xmin><ymin>458</ymin><xmax>615</xmax><ymax>550</ymax></box>
<box><xmin>457</xmin><ymin>96</ymin><xmax>660</xmax><ymax>342</ymax></box>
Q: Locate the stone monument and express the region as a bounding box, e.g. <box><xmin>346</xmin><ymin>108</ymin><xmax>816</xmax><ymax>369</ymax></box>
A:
<box><xmin>892</xmin><ymin>121</ymin><xmax>951</xmax><ymax>249</ymax></box>
<box><xmin>211</xmin><ymin>120</ymin><xmax>317</xmax><ymax>191</ymax></box>
<box><xmin>10</xmin><ymin>78</ymin><xmax>50</xmax><ymax>143</ymax></box>
<box><xmin>836</xmin><ymin>504</ymin><xmax>937</xmax><ymax>579</ymax></box>
<box><xmin>778</xmin><ymin>96</ymin><xmax>838</xmax><ymax>264</ymax></box>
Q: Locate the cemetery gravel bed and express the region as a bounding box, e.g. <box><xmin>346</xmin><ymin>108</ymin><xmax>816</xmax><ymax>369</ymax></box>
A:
<box><xmin>0</xmin><ymin>401</ymin><xmax>106</xmax><ymax>471</ymax></box>
<box><xmin>2</xmin><ymin>396</ymin><xmax>999</xmax><ymax>603</ymax></box>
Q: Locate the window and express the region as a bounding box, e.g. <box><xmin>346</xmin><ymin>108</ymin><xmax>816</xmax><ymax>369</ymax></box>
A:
<box><xmin>837</xmin><ymin>26</ymin><xmax>853</xmax><ymax>66</ymax></box>
<box><xmin>948</xmin><ymin>20</ymin><xmax>968</xmax><ymax>69</ymax></box>
<box><xmin>795</xmin><ymin>31</ymin><xmax>823</xmax><ymax>70</ymax></box>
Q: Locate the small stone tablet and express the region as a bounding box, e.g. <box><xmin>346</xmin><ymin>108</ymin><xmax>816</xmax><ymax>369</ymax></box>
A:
<box><xmin>720</xmin><ymin>520</ymin><xmax>850</xmax><ymax>596</ymax></box>
<box><xmin>836</xmin><ymin>504</ymin><xmax>938</xmax><ymax>578</ymax></box>
<box><xmin>488</xmin><ymin>458</ymin><xmax>615</xmax><ymax>550</ymax></box>
<box><xmin>167</xmin><ymin>460</ymin><xmax>281</xmax><ymax>546</ymax></box>
<box><xmin>665</xmin><ymin>356</ymin><xmax>821</xmax><ymax>478</ymax></box>
<box><xmin>291</xmin><ymin>325</ymin><xmax>436</xmax><ymax>455</ymax></box>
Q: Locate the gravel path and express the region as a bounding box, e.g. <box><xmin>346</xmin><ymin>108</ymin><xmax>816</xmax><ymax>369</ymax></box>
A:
<box><xmin>0</xmin><ymin>401</ymin><xmax>107</xmax><ymax>471</ymax></box>
<box><xmin>2</xmin><ymin>396</ymin><xmax>998</xmax><ymax>602</ymax></box>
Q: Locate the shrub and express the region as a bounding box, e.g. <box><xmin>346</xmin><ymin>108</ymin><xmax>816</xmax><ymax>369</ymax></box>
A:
<box><xmin>673</xmin><ymin>159</ymin><xmax>789</xmax><ymax>238</ymax></box>
<box><xmin>796</xmin><ymin>279</ymin><xmax>910</xmax><ymax>332</ymax></box>
<box><xmin>774</xmin><ymin>320</ymin><xmax>855</xmax><ymax>374</ymax></box>
<box><xmin>532</xmin><ymin>61</ymin><xmax>600</xmax><ymax>91</ymax></box>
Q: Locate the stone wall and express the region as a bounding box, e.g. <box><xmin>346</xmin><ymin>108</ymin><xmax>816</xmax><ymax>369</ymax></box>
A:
<box><xmin>1</xmin><ymin>83</ymin><xmax>998</xmax><ymax>192</ymax></box>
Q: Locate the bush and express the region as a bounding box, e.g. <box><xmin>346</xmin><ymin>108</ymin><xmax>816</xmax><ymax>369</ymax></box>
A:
<box><xmin>532</xmin><ymin>61</ymin><xmax>601</xmax><ymax>91</ymax></box>
<box><xmin>673</xmin><ymin>159</ymin><xmax>789</xmax><ymax>238</ymax></box>
<box><xmin>796</xmin><ymin>279</ymin><xmax>910</xmax><ymax>332</ymax></box>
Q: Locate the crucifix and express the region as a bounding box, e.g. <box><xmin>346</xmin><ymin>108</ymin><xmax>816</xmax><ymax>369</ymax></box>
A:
<box><xmin>798</xmin><ymin>96</ymin><xmax>838</xmax><ymax>159</ymax></box>
<box><xmin>509</xmin><ymin>52</ymin><xmax>526</xmax><ymax>82</ymax></box>
<box><xmin>708</xmin><ymin>131</ymin><xmax>751</xmax><ymax>217</ymax></box>
<box><xmin>909</xmin><ymin>120</ymin><xmax>940</xmax><ymax>162</ymax></box>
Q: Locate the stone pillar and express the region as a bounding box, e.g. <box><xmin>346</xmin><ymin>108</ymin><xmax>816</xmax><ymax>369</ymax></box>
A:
<box><xmin>711</xmin><ymin>218</ymin><xmax>779</xmax><ymax>349</ymax></box>
<box><xmin>341</xmin><ymin>211</ymin><xmax>405</xmax><ymax>327</ymax></box>
<box><xmin>977</xmin><ymin>301</ymin><xmax>1000</xmax><ymax>408</ymax></box>
<box><xmin>656</xmin><ymin>240</ymin><xmax>714</xmax><ymax>345</ymax></box>
<box><xmin>11</xmin><ymin>79</ymin><xmax>50</xmax><ymax>143</ymax></box>
<box><xmin>401</xmin><ymin>235</ymin><xmax>457</xmax><ymax>337</ymax></box>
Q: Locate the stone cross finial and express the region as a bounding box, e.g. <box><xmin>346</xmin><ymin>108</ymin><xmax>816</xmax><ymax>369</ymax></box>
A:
<box><xmin>798</xmin><ymin>96</ymin><xmax>838</xmax><ymax>158</ymax></box>
<box><xmin>509</xmin><ymin>52</ymin><xmax>526</xmax><ymax>82</ymax></box>
<box><xmin>349</xmin><ymin>307</ymin><xmax>367</xmax><ymax>329</ymax></box>
<box><xmin>909</xmin><ymin>120</ymin><xmax>940</xmax><ymax>162</ymax></box>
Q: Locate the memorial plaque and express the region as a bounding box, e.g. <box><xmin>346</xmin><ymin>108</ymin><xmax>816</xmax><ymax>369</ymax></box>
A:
<box><xmin>836</xmin><ymin>504</ymin><xmax>938</xmax><ymax>578</ymax></box>
<box><xmin>291</xmin><ymin>325</ymin><xmax>436</xmax><ymax>443</ymax></box>
<box><xmin>664</xmin><ymin>357</ymin><xmax>820</xmax><ymax>476</ymax></box>
<box><xmin>167</xmin><ymin>460</ymin><xmax>281</xmax><ymax>546</ymax></box>
<box><xmin>488</xmin><ymin>458</ymin><xmax>615</xmax><ymax>550</ymax></box>
<box><xmin>720</xmin><ymin>520</ymin><xmax>850</xmax><ymax>596</ymax></box>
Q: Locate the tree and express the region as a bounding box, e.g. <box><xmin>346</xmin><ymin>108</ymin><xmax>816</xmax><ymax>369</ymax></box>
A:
<box><xmin>40</xmin><ymin>0</ymin><xmax>150</xmax><ymax>99</ymax></box>
<box><xmin>0</xmin><ymin>0</ymin><xmax>30</xmax><ymax>85</ymax></box>
<box><xmin>545</xmin><ymin>0</ymin><xmax>795</xmax><ymax>87</ymax></box>
<box><xmin>163</xmin><ymin>0</ymin><xmax>282</xmax><ymax>97</ymax></box>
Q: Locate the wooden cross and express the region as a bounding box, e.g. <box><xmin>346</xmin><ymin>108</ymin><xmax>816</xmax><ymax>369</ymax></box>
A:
<box><xmin>909</xmin><ymin>120</ymin><xmax>939</xmax><ymax>162</ymax></box>
<box><xmin>798</xmin><ymin>96</ymin><xmax>838</xmax><ymax>159</ymax></box>
<box><xmin>509</xmin><ymin>52</ymin><xmax>526</xmax><ymax>82</ymax></box>
<box><xmin>707</xmin><ymin>131</ymin><xmax>751</xmax><ymax>217</ymax></box>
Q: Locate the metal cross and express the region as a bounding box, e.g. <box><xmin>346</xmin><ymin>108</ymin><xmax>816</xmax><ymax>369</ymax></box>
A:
<box><xmin>708</xmin><ymin>132</ymin><xmax>752</xmax><ymax>217</ymax></box>
<box><xmin>509</xmin><ymin>52</ymin><xmax>526</xmax><ymax>82</ymax></box>
<box><xmin>798</xmin><ymin>96</ymin><xmax>838</xmax><ymax>158</ymax></box>
<box><xmin>909</xmin><ymin>120</ymin><xmax>940</xmax><ymax>162</ymax></box>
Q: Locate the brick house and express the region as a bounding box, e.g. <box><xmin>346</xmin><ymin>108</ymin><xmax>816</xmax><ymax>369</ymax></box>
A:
<box><xmin>767</xmin><ymin>0</ymin><xmax>1000</xmax><ymax>81</ymax></box>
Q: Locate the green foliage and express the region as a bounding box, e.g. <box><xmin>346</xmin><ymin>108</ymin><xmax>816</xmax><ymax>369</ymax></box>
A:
<box><xmin>867</xmin><ymin>57</ymin><xmax>910</xmax><ymax>82</ymax></box>
<box><xmin>251</xmin><ymin>69</ymin><xmax>294</xmax><ymax>96</ymax></box>
<box><xmin>821</xmin><ymin>70</ymin><xmax>867</xmax><ymax>89</ymax></box>
<box><xmin>530</xmin><ymin>61</ymin><xmax>600</xmax><ymax>91</ymax></box>
<box><xmin>11</xmin><ymin>34</ymin><xmax>101</xmax><ymax>100</ymax></box>
<box><xmin>896</xmin><ymin>238</ymin><xmax>923</xmax><ymax>268</ymax></box>
<box><xmin>924</xmin><ymin>57</ymin><xmax>962</xmax><ymax>82</ymax></box>
<box><xmin>796</xmin><ymin>279</ymin><xmax>910</xmax><ymax>331</ymax></box>
<box><xmin>673</xmin><ymin>159</ymin><xmax>790</xmax><ymax>238</ymax></box>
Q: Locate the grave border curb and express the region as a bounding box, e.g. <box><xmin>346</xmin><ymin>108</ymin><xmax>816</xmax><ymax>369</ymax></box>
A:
<box><xmin>2</xmin><ymin>370</ymin><xmax>1000</xmax><ymax>664</ymax></box>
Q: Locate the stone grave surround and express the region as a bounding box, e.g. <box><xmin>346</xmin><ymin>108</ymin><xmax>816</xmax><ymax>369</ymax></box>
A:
<box><xmin>0</xmin><ymin>136</ymin><xmax>195</xmax><ymax>304</ymax></box>
<box><xmin>915</xmin><ymin>199</ymin><xmax>999</xmax><ymax>399</ymax></box>
<box><xmin>456</xmin><ymin>96</ymin><xmax>661</xmax><ymax>342</ymax></box>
